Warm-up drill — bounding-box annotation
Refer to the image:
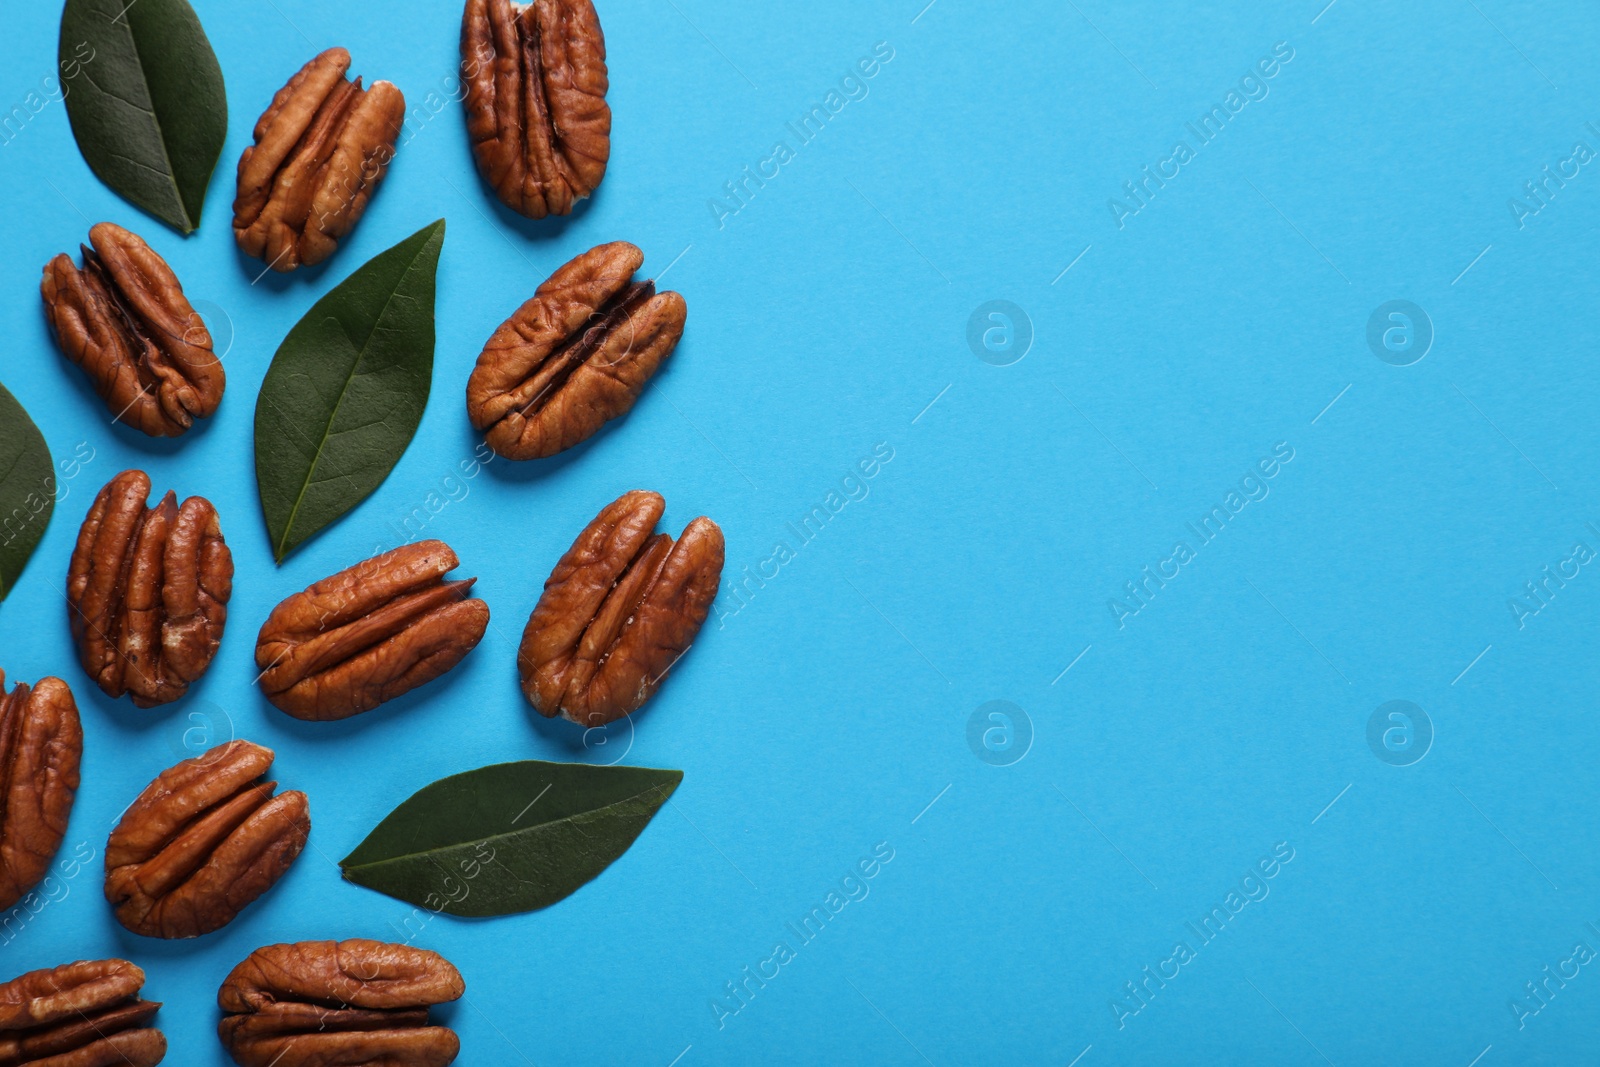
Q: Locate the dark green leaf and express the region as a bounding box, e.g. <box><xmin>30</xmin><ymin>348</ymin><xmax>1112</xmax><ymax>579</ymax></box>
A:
<box><xmin>340</xmin><ymin>760</ymin><xmax>683</xmax><ymax>917</ymax></box>
<box><xmin>0</xmin><ymin>386</ymin><xmax>56</xmax><ymax>603</ymax></box>
<box><xmin>59</xmin><ymin>0</ymin><xmax>227</xmax><ymax>234</ymax></box>
<box><xmin>255</xmin><ymin>220</ymin><xmax>446</xmax><ymax>563</ymax></box>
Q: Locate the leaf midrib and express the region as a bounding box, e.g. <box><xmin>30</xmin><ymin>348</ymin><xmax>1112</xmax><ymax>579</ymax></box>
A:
<box><xmin>0</xmin><ymin>392</ymin><xmax>48</xmax><ymax>598</ymax></box>
<box><xmin>341</xmin><ymin>781</ymin><xmax>671</xmax><ymax>876</ymax></box>
<box><xmin>112</xmin><ymin>2</ymin><xmax>192</xmax><ymax>230</ymax></box>
<box><xmin>274</xmin><ymin>236</ymin><xmax>435</xmax><ymax>560</ymax></box>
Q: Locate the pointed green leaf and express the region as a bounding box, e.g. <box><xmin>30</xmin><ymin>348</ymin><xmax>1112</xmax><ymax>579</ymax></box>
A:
<box><xmin>59</xmin><ymin>0</ymin><xmax>227</xmax><ymax>234</ymax></box>
<box><xmin>255</xmin><ymin>220</ymin><xmax>446</xmax><ymax>563</ymax></box>
<box><xmin>0</xmin><ymin>386</ymin><xmax>56</xmax><ymax>603</ymax></box>
<box><xmin>340</xmin><ymin>760</ymin><xmax>683</xmax><ymax>917</ymax></box>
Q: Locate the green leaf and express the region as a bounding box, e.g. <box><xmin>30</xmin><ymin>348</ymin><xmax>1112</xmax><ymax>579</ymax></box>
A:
<box><xmin>340</xmin><ymin>760</ymin><xmax>683</xmax><ymax>917</ymax></box>
<box><xmin>0</xmin><ymin>386</ymin><xmax>56</xmax><ymax>603</ymax></box>
<box><xmin>59</xmin><ymin>0</ymin><xmax>227</xmax><ymax>234</ymax></box>
<box><xmin>255</xmin><ymin>220</ymin><xmax>446</xmax><ymax>563</ymax></box>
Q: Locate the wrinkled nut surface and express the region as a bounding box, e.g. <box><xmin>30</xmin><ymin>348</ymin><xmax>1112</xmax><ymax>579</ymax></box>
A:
<box><xmin>461</xmin><ymin>0</ymin><xmax>610</xmax><ymax>218</ymax></box>
<box><xmin>235</xmin><ymin>47</ymin><xmax>405</xmax><ymax>271</ymax></box>
<box><xmin>0</xmin><ymin>672</ymin><xmax>82</xmax><ymax>915</ymax></box>
<box><xmin>467</xmin><ymin>241</ymin><xmax>686</xmax><ymax>460</ymax></box>
<box><xmin>40</xmin><ymin>222</ymin><xmax>223</xmax><ymax>438</ymax></box>
<box><xmin>519</xmin><ymin>491</ymin><xmax>723</xmax><ymax>726</ymax></box>
<box><xmin>105</xmin><ymin>740</ymin><xmax>308</xmax><ymax>940</ymax></box>
<box><xmin>67</xmin><ymin>470</ymin><xmax>233</xmax><ymax>708</ymax></box>
<box><xmin>0</xmin><ymin>958</ymin><xmax>165</xmax><ymax>1066</ymax></box>
<box><xmin>219</xmin><ymin>940</ymin><xmax>463</xmax><ymax>1067</ymax></box>
<box><xmin>256</xmin><ymin>540</ymin><xmax>490</xmax><ymax>721</ymax></box>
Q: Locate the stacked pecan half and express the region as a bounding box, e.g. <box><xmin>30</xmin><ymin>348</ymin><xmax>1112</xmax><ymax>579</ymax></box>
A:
<box><xmin>218</xmin><ymin>940</ymin><xmax>463</xmax><ymax>1067</ymax></box>
<box><xmin>461</xmin><ymin>0</ymin><xmax>610</xmax><ymax>218</ymax></box>
<box><xmin>0</xmin><ymin>959</ymin><xmax>165</xmax><ymax>1066</ymax></box>
<box><xmin>520</xmin><ymin>491</ymin><xmax>723</xmax><ymax>725</ymax></box>
<box><xmin>0</xmin><ymin>672</ymin><xmax>81</xmax><ymax>914</ymax></box>
<box><xmin>256</xmin><ymin>541</ymin><xmax>489</xmax><ymax>720</ymax></box>
<box><xmin>105</xmin><ymin>740</ymin><xmax>309</xmax><ymax>939</ymax></box>
<box><xmin>235</xmin><ymin>48</ymin><xmax>405</xmax><ymax>271</ymax></box>
<box><xmin>467</xmin><ymin>241</ymin><xmax>687</xmax><ymax>460</ymax></box>
<box><xmin>41</xmin><ymin>222</ymin><xmax>223</xmax><ymax>437</ymax></box>
<box><xmin>67</xmin><ymin>470</ymin><xmax>232</xmax><ymax>707</ymax></box>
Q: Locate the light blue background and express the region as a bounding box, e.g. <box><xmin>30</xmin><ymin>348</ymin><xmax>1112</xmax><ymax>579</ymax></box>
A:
<box><xmin>1</xmin><ymin>0</ymin><xmax>1597</xmax><ymax>1063</ymax></box>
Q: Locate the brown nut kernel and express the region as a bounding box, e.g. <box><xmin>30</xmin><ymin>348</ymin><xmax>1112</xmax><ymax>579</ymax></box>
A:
<box><xmin>466</xmin><ymin>241</ymin><xmax>687</xmax><ymax>460</ymax></box>
<box><xmin>40</xmin><ymin>222</ymin><xmax>224</xmax><ymax>438</ymax></box>
<box><xmin>519</xmin><ymin>490</ymin><xmax>723</xmax><ymax>726</ymax></box>
<box><xmin>0</xmin><ymin>958</ymin><xmax>165</xmax><ymax>1066</ymax></box>
<box><xmin>234</xmin><ymin>47</ymin><xmax>405</xmax><ymax>271</ymax></box>
<box><xmin>256</xmin><ymin>540</ymin><xmax>490</xmax><ymax>721</ymax></box>
<box><xmin>67</xmin><ymin>470</ymin><xmax>233</xmax><ymax>708</ymax></box>
<box><xmin>0</xmin><ymin>672</ymin><xmax>82</xmax><ymax>915</ymax></box>
<box><xmin>461</xmin><ymin>0</ymin><xmax>610</xmax><ymax>219</ymax></box>
<box><xmin>105</xmin><ymin>740</ymin><xmax>309</xmax><ymax>940</ymax></box>
<box><xmin>218</xmin><ymin>940</ymin><xmax>463</xmax><ymax>1067</ymax></box>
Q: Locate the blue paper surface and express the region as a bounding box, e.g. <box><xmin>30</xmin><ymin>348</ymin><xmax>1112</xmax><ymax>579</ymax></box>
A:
<box><xmin>2</xmin><ymin>0</ymin><xmax>1597</xmax><ymax>1063</ymax></box>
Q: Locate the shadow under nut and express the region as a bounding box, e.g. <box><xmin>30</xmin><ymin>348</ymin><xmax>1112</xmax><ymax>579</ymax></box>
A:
<box><xmin>519</xmin><ymin>490</ymin><xmax>723</xmax><ymax>725</ymax></box>
<box><xmin>234</xmin><ymin>47</ymin><xmax>405</xmax><ymax>271</ymax></box>
<box><xmin>105</xmin><ymin>740</ymin><xmax>309</xmax><ymax>939</ymax></box>
<box><xmin>218</xmin><ymin>939</ymin><xmax>463</xmax><ymax>1067</ymax></box>
<box><xmin>66</xmin><ymin>469</ymin><xmax>233</xmax><ymax>708</ymax></box>
<box><xmin>466</xmin><ymin>241</ymin><xmax>686</xmax><ymax>460</ymax></box>
<box><xmin>0</xmin><ymin>672</ymin><xmax>82</xmax><ymax>914</ymax></box>
<box><xmin>256</xmin><ymin>540</ymin><xmax>490</xmax><ymax>720</ymax></box>
<box><xmin>40</xmin><ymin>221</ymin><xmax>223</xmax><ymax>437</ymax></box>
<box><xmin>0</xmin><ymin>958</ymin><xmax>166</xmax><ymax>1066</ymax></box>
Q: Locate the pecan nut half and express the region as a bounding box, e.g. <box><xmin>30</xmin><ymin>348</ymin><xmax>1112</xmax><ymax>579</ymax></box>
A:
<box><xmin>467</xmin><ymin>241</ymin><xmax>686</xmax><ymax>460</ymax></box>
<box><xmin>219</xmin><ymin>940</ymin><xmax>463</xmax><ymax>1067</ymax></box>
<box><xmin>105</xmin><ymin>740</ymin><xmax>308</xmax><ymax>940</ymax></box>
<box><xmin>519</xmin><ymin>491</ymin><xmax>723</xmax><ymax>725</ymax></box>
<box><xmin>256</xmin><ymin>541</ymin><xmax>490</xmax><ymax>721</ymax></box>
<box><xmin>67</xmin><ymin>470</ymin><xmax>233</xmax><ymax>708</ymax></box>
<box><xmin>41</xmin><ymin>222</ymin><xmax>223</xmax><ymax>438</ymax></box>
<box><xmin>0</xmin><ymin>958</ymin><xmax>165</xmax><ymax>1066</ymax></box>
<box><xmin>461</xmin><ymin>0</ymin><xmax>610</xmax><ymax>218</ymax></box>
<box><xmin>235</xmin><ymin>47</ymin><xmax>405</xmax><ymax>271</ymax></box>
<box><xmin>0</xmin><ymin>672</ymin><xmax>82</xmax><ymax>914</ymax></box>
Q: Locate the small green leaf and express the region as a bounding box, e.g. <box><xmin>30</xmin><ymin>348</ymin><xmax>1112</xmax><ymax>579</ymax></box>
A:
<box><xmin>0</xmin><ymin>386</ymin><xmax>56</xmax><ymax>603</ymax></box>
<box><xmin>255</xmin><ymin>220</ymin><xmax>446</xmax><ymax>563</ymax></box>
<box><xmin>340</xmin><ymin>760</ymin><xmax>683</xmax><ymax>917</ymax></box>
<box><xmin>59</xmin><ymin>0</ymin><xmax>227</xmax><ymax>234</ymax></box>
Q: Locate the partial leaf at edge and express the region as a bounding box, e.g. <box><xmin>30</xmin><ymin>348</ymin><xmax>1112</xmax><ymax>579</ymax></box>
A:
<box><xmin>255</xmin><ymin>220</ymin><xmax>446</xmax><ymax>563</ymax></box>
<box><xmin>340</xmin><ymin>760</ymin><xmax>683</xmax><ymax>917</ymax></box>
<box><xmin>59</xmin><ymin>0</ymin><xmax>228</xmax><ymax>234</ymax></box>
<box><xmin>0</xmin><ymin>386</ymin><xmax>56</xmax><ymax>603</ymax></box>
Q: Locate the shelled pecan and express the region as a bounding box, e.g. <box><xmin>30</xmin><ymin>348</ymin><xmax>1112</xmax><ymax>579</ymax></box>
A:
<box><xmin>0</xmin><ymin>958</ymin><xmax>165</xmax><ymax>1066</ymax></box>
<box><xmin>67</xmin><ymin>470</ymin><xmax>232</xmax><ymax>708</ymax></box>
<box><xmin>467</xmin><ymin>241</ymin><xmax>686</xmax><ymax>460</ymax></box>
<box><xmin>256</xmin><ymin>540</ymin><xmax>489</xmax><ymax>721</ymax></box>
<box><xmin>0</xmin><ymin>672</ymin><xmax>81</xmax><ymax>914</ymax></box>
<box><xmin>519</xmin><ymin>491</ymin><xmax>723</xmax><ymax>725</ymax></box>
<box><xmin>234</xmin><ymin>47</ymin><xmax>405</xmax><ymax>271</ymax></box>
<box><xmin>105</xmin><ymin>740</ymin><xmax>308</xmax><ymax>939</ymax></box>
<box><xmin>40</xmin><ymin>222</ymin><xmax>224</xmax><ymax>437</ymax></box>
<box><xmin>218</xmin><ymin>940</ymin><xmax>463</xmax><ymax>1067</ymax></box>
<box><xmin>461</xmin><ymin>0</ymin><xmax>610</xmax><ymax>218</ymax></box>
